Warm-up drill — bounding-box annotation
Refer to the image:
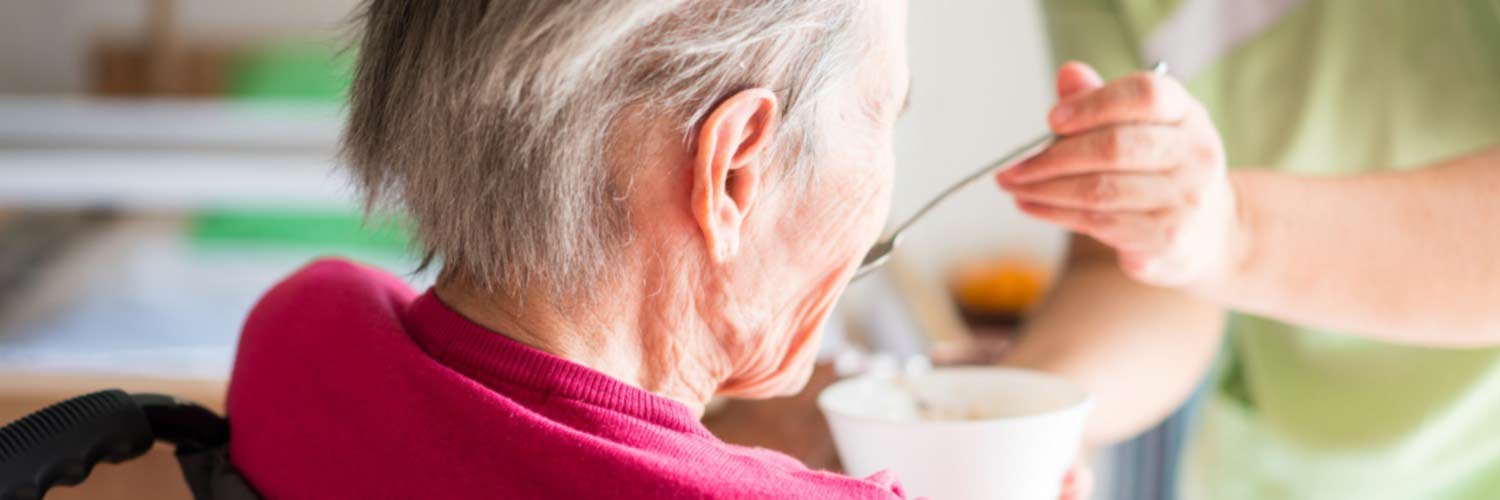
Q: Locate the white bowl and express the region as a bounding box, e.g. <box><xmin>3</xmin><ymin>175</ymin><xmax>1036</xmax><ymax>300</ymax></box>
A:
<box><xmin>818</xmin><ymin>366</ymin><xmax>1092</xmax><ymax>500</ymax></box>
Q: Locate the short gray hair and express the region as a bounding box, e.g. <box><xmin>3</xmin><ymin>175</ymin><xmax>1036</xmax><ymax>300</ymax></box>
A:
<box><xmin>342</xmin><ymin>0</ymin><xmax>870</xmax><ymax>299</ymax></box>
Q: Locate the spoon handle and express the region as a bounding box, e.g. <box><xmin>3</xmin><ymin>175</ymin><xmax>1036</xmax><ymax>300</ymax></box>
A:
<box><xmin>884</xmin><ymin>133</ymin><xmax>1054</xmax><ymax>244</ymax></box>
<box><xmin>884</xmin><ymin>62</ymin><xmax>1170</xmax><ymax>244</ymax></box>
<box><xmin>853</xmin><ymin>62</ymin><xmax>1170</xmax><ymax>281</ymax></box>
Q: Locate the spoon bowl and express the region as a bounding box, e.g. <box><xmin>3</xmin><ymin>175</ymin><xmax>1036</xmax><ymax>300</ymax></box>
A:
<box><xmin>850</xmin><ymin>133</ymin><xmax>1054</xmax><ymax>279</ymax></box>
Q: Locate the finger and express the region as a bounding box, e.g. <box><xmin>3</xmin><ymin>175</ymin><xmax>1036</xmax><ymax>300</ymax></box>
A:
<box><xmin>1059</xmin><ymin>470</ymin><xmax>1078</xmax><ymax>500</ymax></box>
<box><xmin>1006</xmin><ymin>172</ymin><xmax>1189</xmax><ymax>211</ymax></box>
<box><xmin>1056</xmin><ymin>61</ymin><xmax>1104</xmax><ymax>99</ymax></box>
<box><xmin>1060</xmin><ymin>475</ymin><xmax>1077</xmax><ymax>500</ymax></box>
<box><xmin>1058</xmin><ymin>462</ymin><xmax>1094</xmax><ymax>500</ymax></box>
<box><xmin>1014</xmin><ymin>201</ymin><xmax>1179</xmax><ymax>254</ymax></box>
<box><xmin>1050</xmin><ymin>71</ymin><xmax>1195</xmax><ymax>135</ymax></box>
<box><xmin>1071</xmin><ymin>464</ymin><xmax>1095</xmax><ymax>500</ymax></box>
<box><xmin>1119</xmin><ymin>252</ymin><xmax>1156</xmax><ymax>279</ymax></box>
<box><xmin>999</xmin><ymin>125</ymin><xmax>1182</xmax><ymax>184</ymax></box>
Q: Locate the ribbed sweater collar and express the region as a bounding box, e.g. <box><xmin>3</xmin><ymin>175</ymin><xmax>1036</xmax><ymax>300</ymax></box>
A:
<box><xmin>404</xmin><ymin>289</ymin><xmax>710</xmax><ymax>437</ymax></box>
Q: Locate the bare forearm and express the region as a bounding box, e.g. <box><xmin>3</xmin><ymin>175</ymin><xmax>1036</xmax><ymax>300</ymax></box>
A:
<box><xmin>1007</xmin><ymin>238</ymin><xmax>1223</xmax><ymax>446</ymax></box>
<box><xmin>1207</xmin><ymin>148</ymin><xmax>1500</xmax><ymax>346</ymax></box>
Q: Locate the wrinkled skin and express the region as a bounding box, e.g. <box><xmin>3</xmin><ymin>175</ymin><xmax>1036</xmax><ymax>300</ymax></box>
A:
<box><xmin>439</xmin><ymin>1</ymin><xmax>910</xmax><ymax>412</ymax></box>
<box><xmin>998</xmin><ymin>62</ymin><xmax>1238</xmax><ymax>290</ymax></box>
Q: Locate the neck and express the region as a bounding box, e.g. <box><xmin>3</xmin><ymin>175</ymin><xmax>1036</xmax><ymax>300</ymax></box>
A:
<box><xmin>432</xmin><ymin>266</ymin><xmax>730</xmax><ymax>417</ymax></box>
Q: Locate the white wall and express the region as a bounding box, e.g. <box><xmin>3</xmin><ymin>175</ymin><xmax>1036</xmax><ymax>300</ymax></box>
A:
<box><xmin>894</xmin><ymin>1</ymin><xmax>1066</xmax><ymax>274</ymax></box>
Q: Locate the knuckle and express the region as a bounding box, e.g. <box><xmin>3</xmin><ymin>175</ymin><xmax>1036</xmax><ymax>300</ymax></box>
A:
<box><xmin>1180</xmin><ymin>186</ymin><xmax>1203</xmax><ymax>207</ymax></box>
<box><xmin>1161</xmin><ymin>223</ymin><xmax>1182</xmax><ymax>245</ymax></box>
<box><xmin>1099</xmin><ymin>131</ymin><xmax>1128</xmax><ymax>162</ymax></box>
<box><xmin>1156</xmin><ymin>210</ymin><xmax>1185</xmax><ymax>241</ymax></box>
<box><xmin>1170</xmin><ymin>169</ymin><xmax>1204</xmax><ymax>204</ymax></box>
<box><xmin>1150</xmin><ymin>207</ymin><xmax>1176</xmax><ymax>221</ymax></box>
<box><xmin>1138</xmin><ymin>129</ymin><xmax>1165</xmax><ymax>162</ymax></box>
<box><xmin>1189</xmin><ymin>140</ymin><xmax>1223</xmax><ymax>166</ymax></box>
<box><xmin>1076</xmin><ymin>176</ymin><xmax>1116</xmax><ymax>204</ymax></box>
<box><xmin>1129</xmin><ymin>74</ymin><xmax>1162</xmax><ymax>109</ymax></box>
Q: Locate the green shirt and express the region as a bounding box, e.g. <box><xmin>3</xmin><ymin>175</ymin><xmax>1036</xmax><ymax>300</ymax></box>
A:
<box><xmin>1040</xmin><ymin>1</ymin><xmax>1500</xmax><ymax>498</ymax></box>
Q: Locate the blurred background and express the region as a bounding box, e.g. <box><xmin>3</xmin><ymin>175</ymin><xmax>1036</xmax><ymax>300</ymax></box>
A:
<box><xmin>0</xmin><ymin>1</ymin><xmax>1160</xmax><ymax>498</ymax></box>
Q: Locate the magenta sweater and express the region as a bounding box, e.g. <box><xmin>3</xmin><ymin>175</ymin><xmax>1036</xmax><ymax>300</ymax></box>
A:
<box><xmin>226</xmin><ymin>259</ymin><xmax>908</xmax><ymax>499</ymax></box>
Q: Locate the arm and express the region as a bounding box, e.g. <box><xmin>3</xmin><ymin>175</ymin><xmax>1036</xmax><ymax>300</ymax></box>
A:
<box><xmin>1000</xmin><ymin>63</ymin><xmax>1500</xmax><ymax>348</ymax></box>
<box><xmin>1006</xmin><ymin>235</ymin><xmax>1223</xmax><ymax>446</ymax></box>
<box><xmin>1214</xmin><ymin>150</ymin><xmax>1500</xmax><ymax>345</ymax></box>
<box><xmin>1010</xmin><ymin>1</ymin><xmax>1218</xmax><ymax>452</ymax></box>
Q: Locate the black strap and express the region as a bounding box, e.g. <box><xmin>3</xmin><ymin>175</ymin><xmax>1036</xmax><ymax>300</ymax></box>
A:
<box><xmin>176</xmin><ymin>445</ymin><xmax>260</xmax><ymax>500</ymax></box>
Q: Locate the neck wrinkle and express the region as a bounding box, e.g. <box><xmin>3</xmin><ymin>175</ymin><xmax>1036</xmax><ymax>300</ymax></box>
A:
<box><xmin>433</xmin><ymin>258</ymin><xmax>730</xmax><ymax>418</ymax></box>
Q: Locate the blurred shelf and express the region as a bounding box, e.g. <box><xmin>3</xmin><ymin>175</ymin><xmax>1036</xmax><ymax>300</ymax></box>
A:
<box><xmin>0</xmin><ymin>95</ymin><xmax>342</xmax><ymax>151</ymax></box>
<box><xmin>0</xmin><ymin>95</ymin><xmax>353</xmax><ymax>209</ymax></box>
<box><xmin>0</xmin><ymin>150</ymin><xmax>352</xmax><ymax>209</ymax></box>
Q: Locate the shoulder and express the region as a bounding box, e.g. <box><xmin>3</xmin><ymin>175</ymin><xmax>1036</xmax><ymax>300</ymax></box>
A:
<box><xmin>243</xmin><ymin>257</ymin><xmax>416</xmax><ymax>331</ymax></box>
<box><xmin>253</xmin><ymin>257</ymin><xmax>412</xmax><ymax>308</ymax></box>
<box><xmin>225</xmin><ymin>258</ymin><xmax>426</xmax><ymax>496</ymax></box>
<box><xmin>227</xmin><ymin>256</ymin><xmax>421</xmax><ymax>415</ymax></box>
<box><xmin>230</xmin><ymin>257</ymin><xmax>419</xmax><ymax>380</ymax></box>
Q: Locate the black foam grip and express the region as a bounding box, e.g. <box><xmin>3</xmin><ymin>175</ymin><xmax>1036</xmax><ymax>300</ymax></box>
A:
<box><xmin>0</xmin><ymin>390</ymin><xmax>155</xmax><ymax>500</ymax></box>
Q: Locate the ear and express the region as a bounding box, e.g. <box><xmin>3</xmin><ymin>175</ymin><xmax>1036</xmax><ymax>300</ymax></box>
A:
<box><xmin>691</xmin><ymin>88</ymin><xmax>779</xmax><ymax>263</ymax></box>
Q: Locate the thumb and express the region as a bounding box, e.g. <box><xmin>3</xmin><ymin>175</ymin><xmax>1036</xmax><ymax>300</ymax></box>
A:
<box><xmin>1055</xmin><ymin>61</ymin><xmax>1104</xmax><ymax>99</ymax></box>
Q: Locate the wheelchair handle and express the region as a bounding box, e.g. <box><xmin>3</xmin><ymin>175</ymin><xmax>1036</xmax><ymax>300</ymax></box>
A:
<box><xmin>0</xmin><ymin>390</ymin><xmax>157</xmax><ymax>500</ymax></box>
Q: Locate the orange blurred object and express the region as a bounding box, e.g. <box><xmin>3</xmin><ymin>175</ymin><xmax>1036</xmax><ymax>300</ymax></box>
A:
<box><xmin>950</xmin><ymin>257</ymin><xmax>1051</xmax><ymax>317</ymax></box>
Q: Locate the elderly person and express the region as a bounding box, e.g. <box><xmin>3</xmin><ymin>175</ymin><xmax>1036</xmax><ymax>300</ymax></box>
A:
<box><xmin>226</xmin><ymin>0</ymin><xmax>918</xmax><ymax>498</ymax></box>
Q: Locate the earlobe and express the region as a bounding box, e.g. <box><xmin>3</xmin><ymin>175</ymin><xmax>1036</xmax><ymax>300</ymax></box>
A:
<box><xmin>690</xmin><ymin>88</ymin><xmax>779</xmax><ymax>264</ymax></box>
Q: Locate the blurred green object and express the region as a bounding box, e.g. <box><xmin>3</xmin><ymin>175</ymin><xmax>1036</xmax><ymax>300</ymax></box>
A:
<box><xmin>210</xmin><ymin>42</ymin><xmax>392</xmax><ymax>258</ymax></box>
<box><xmin>227</xmin><ymin>42</ymin><xmax>353</xmax><ymax>101</ymax></box>
<box><xmin>190</xmin><ymin>209</ymin><xmax>411</xmax><ymax>257</ymax></box>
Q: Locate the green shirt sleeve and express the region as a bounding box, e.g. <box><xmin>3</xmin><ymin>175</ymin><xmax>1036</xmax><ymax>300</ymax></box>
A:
<box><xmin>1038</xmin><ymin>0</ymin><xmax>1142</xmax><ymax>78</ymax></box>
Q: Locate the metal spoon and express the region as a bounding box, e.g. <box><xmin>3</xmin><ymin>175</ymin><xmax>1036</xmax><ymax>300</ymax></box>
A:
<box><xmin>852</xmin><ymin>62</ymin><xmax>1168</xmax><ymax>281</ymax></box>
<box><xmin>850</xmin><ymin>134</ymin><xmax>1052</xmax><ymax>280</ymax></box>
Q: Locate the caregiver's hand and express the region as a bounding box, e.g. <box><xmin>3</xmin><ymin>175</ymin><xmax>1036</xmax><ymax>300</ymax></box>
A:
<box><xmin>997</xmin><ymin>62</ymin><xmax>1242</xmax><ymax>288</ymax></box>
<box><xmin>1059</xmin><ymin>461</ymin><xmax>1094</xmax><ymax>500</ymax></box>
